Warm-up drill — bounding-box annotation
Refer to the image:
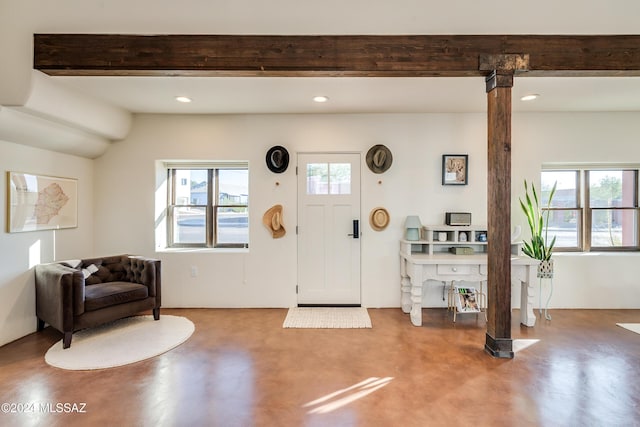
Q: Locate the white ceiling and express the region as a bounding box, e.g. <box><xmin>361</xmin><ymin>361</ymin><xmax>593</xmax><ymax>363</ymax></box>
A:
<box><xmin>53</xmin><ymin>75</ymin><xmax>640</xmax><ymax>115</ymax></box>
<box><xmin>5</xmin><ymin>0</ymin><xmax>640</xmax><ymax>115</ymax></box>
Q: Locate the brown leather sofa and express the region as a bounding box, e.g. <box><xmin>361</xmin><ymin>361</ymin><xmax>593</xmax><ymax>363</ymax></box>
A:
<box><xmin>35</xmin><ymin>255</ymin><xmax>161</xmax><ymax>349</ymax></box>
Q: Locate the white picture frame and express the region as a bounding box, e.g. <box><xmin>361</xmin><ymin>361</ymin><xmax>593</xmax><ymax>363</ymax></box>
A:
<box><xmin>7</xmin><ymin>172</ymin><xmax>78</xmax><ymax>233</ymax></box>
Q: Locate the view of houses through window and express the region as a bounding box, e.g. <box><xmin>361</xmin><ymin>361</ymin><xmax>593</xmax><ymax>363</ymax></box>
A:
<box><xmin>168</xmin><ymin>165</ymin><xmax>249</xmax><ymax>248</ymax></box>
<box><xmin>541</xmin><ymin>167</ymin><xmax>639</xmax><ymax>252</ymax></box>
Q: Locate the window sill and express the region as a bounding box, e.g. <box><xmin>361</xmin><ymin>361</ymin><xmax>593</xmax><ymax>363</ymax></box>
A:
<box><xmin>156</xmin><ymin>247</ymin><xmax>249</xmax><ymax>254</ymax></box>
<box><xmin>554</xmin><ymin>251</ymin><xmax>640</xmax><ymax>257</ymax></box>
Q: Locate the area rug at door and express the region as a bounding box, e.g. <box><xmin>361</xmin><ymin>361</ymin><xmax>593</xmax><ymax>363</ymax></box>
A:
<box><xmin>45</xmin><ymin>315</ymin><xmax>195</xmax><ymax>370</ymax></box>
<box><xmin>283</xmin><ymin>307</ymin><xmax>372</xmax><ymax>328</ymax></box>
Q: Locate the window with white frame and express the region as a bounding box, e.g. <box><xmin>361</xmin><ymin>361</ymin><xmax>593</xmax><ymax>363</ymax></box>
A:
<box><xmin>166</xmin><ymin>163</ymin><xmax>249</xmax><ymax>248</ymax></box>
<box><xmin>541</xmin><ymin>167</ymin><xmax>639</xmax><ymax>252</ymax></box>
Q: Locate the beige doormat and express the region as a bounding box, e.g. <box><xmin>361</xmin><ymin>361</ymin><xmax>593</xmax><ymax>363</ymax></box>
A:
<box><xmin>283</xmin><ymin>307</ymin><xmax>372</xmax><ymax>328</ymax></box>
<box><xmin>616</xmin><ymin>323</ymin><xmax>640</xmax><ymax>335</ymax></box>
<box><xmin>45</xmin><ymin>315</ymin><xmax>195</xmax><ymax>370</ymax></box>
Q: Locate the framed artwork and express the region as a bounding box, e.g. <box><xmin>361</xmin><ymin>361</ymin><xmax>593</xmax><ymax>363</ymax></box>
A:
<box><xmin>6</xmin><ymin>172</ymin><xmax>78</xmax><ymax>233</ymax></box>
<box><xmin>442</xmin><ymin>154</ymin><xmax>468</xmax><ymax>185</ymax></box>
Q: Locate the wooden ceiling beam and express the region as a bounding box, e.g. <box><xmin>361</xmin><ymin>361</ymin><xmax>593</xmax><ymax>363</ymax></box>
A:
<box><xmin>34</xmin><ymin>34</ymin><xmax>640</xmax><ymax>77</ymax></box>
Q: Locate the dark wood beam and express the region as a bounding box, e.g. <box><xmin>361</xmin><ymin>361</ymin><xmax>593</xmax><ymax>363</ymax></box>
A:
<box><xmin>34</xmin><ymin>34</ymin><xmax>640</xmax><ymax>77</ymax></box>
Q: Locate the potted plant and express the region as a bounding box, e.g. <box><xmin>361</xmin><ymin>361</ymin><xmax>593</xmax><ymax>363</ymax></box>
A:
<box><xmin>519</xmin><ymin>179</ymin><xmax>557</xmax><ymax>278</ymax></box>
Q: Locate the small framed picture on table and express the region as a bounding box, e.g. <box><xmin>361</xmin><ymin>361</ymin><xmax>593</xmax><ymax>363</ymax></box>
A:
<box><xmin>442</xmin><ymin>154</ymin><xmax>468</xmax><ymax>185</ymax></box>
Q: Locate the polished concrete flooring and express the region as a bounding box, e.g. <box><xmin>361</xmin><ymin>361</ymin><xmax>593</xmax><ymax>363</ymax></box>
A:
<box><xmin>1</xmin><ymin>308</ymin><xmax>639</xmax><ymax>427</ymax></box>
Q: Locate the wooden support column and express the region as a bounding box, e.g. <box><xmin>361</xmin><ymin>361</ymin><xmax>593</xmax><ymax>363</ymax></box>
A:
<box><xmin>484</xmin><ymin>69</ymin><xmax>515</xmax><ymax>358</ymax></box>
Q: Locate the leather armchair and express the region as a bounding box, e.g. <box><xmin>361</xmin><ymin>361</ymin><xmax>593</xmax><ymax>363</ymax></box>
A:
<box><xmin>35</xmin><ymin>255</ymin><xmax>161</xmax><ymax>349</ymax></box>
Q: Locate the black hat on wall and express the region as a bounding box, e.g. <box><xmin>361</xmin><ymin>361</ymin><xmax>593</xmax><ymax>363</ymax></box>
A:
<box><xmin>366</xmin><ymin>144</ymin><xmax>393</xmax><ymax>174</ymax></box>
<box><xmin>266</xmin><ymin>145</ymin><xmax>290</xmax><ymax>173</ymax></box>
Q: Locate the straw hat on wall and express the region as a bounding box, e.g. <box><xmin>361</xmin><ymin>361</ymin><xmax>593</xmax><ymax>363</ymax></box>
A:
<box><xmin>263</xmin><ymin>204</ymin><xmax>286</xmax><ymax>238</ymax></box>
<box><xmin>369</xmin><ymin>207</ymin><xmax>390</xmax><ymax>231</ymax></box>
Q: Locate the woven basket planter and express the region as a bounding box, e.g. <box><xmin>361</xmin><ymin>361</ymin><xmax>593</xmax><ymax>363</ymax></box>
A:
<box><xmin>537</xmin><ymin>259</ymin><xmax>554</xmax><ymax>279</ymax></box>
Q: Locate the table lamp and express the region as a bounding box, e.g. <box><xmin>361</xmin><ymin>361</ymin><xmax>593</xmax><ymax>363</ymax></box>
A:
<box><xmin>404</xmin><ymin>215</ymin><xmax>422</xmax><ymax>241</ymax></box>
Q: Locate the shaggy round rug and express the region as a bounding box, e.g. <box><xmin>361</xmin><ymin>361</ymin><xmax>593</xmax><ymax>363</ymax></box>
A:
<box><xmin>44</xmin><ymin>315</ymin><xmax>195</xmax><ymax>370</ymax></box>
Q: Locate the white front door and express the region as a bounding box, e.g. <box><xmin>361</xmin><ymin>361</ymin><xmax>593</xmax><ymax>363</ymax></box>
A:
<box><xmin>297</xmin><ymin>153</ymin><xmax>361</xmax><ymax>305</ymax></box>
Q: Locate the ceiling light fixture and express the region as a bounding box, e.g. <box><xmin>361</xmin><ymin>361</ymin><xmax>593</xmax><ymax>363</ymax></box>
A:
<box><xmin>175</xmin><ymin>96</ymin><xmax>192</xmax><ymax>103</ymax></box>
<box><xmin>313</xmin><ymin>95</ymin><xmax>329</xmax><ymax>103</ymax></box>
<box><xmin>520</xmin><ymin>94</ymin><xmax>540</xmax><ymax>102</ymax></box>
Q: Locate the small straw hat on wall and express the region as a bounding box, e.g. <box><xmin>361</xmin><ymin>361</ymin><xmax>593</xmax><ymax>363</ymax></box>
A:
<box><xmin>263</xmin><ymin>204</ymin><xmax>286</xmax><ymax>238</ymax></box>
<box><xmin>369</xmin><ymin>207</ymin><xmax>390</xmax><ymax>231</ymax></box>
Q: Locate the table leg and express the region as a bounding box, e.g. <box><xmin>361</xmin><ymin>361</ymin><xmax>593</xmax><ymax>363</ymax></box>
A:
<box><xmin>401</xmin><ymin>276</ymin><xmax>412</xmax><ymax>314</ymax></box>
<box><xmin>520</xmin><ymin>265</ymin><xmax>537</xmax><ymax>327</ymax></box>
<box><xmin>409</xmin><ymin>265</ymin><xmax>423</xmax><ymax>326</ymax></box>
<box><xmin>400</xmin><ymin>258</ymin><xmax>412</xmax><ymax>313</ymax></box>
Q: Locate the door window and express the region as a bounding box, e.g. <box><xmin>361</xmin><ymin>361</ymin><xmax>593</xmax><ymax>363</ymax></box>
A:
<box><xmin>306</xmin><ymin>163</ymin><xmax>351</xmax><ymax>195</ymax></box>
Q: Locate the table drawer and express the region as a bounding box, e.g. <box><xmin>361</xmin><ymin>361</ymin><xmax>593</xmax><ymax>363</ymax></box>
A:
<box><xmin>436</xmin><ymin>264</ymin><xmax>473</xmax><ymax>275</ymax></box>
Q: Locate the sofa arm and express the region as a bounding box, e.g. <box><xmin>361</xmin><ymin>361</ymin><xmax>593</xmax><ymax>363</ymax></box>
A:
<box><xmin>128</xmin><ymin>256</ymin><xmax>161</xmax><ymax>304</ymax></box>
<box><xmin>34</xmin><ymin>263</ymin><xmax>85</xmax><ymax>333</ymax></box>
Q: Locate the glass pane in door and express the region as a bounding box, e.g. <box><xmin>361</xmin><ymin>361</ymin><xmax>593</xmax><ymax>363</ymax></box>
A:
<box><xmin>329</xmin><ymin>163</ymin><xmax>351</xmax><ymax>195</ymax></box>
<box><xmin>307</xmin><ymin>163</ymin><xmax>329</xmax><ymax>195</ymax></box>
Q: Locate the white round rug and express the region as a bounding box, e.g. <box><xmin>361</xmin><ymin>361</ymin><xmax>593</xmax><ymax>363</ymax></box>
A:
<box><xmin>45</xmin><ymin>315</ymin><xmax>195</xmax><ymax>370</ymax></box>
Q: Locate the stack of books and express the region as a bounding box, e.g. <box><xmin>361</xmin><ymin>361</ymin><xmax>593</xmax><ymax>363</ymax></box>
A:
<box><xmin>449</xmin><ymin>246</ymin><xmax>474</xmax><ymax>255</ymax></box>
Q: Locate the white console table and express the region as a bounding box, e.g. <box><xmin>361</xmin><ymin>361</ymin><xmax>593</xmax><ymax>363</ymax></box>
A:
<box><xmin>399</xmin><ymin>248</ymin><xmax>539</xmax><ymax>327</ymax></box>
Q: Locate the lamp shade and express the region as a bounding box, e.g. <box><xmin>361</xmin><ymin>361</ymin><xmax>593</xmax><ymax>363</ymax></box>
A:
<box><xmin>404</xmin><ymin>215</ymin><xmax>422</xmax><ymax>241</ymax></box>
<box><xmin>404</xmin><ymin>215</ymin><xmax>421</xmax><ymax>228</ymax></box>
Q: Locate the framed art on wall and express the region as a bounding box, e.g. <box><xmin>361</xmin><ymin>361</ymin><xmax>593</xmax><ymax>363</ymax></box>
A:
<box><xmin>442</xmin><ymin>154</ymin><xmax>468</xmax><ymax>185</ymax></box>
<box><xmin>6</xmin><ymin>172</ymin><xmax>78</xmax><ymax>233</ymax></box>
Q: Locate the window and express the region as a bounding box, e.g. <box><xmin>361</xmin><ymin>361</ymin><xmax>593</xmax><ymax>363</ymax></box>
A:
<box><xmin>541</xmin><ymin>167</ymin><xmax>639</xmax><ymax>252</ymax></box>
<box><xmin>167</xmin><ymin>164</ymin><xmax>249</xmax><ymax>248</ymax></box>
<box><xmin>306</xmin><ymin>163</ymin><xmax>352</xmax><ymax>195</ymax></box>
<box><xmin>587</xmin><ymin>170</ymin><xmax>638</xmax><ymax>250</ymax></box>
<box><xmin>540</xmin><ymin>170</ymin><xmax>582</xmax><ymax>250</ymax></box>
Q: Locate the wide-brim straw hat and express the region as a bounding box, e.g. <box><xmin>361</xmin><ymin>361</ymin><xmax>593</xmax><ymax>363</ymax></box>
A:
<box><xmin>263</xmin><ymin>204</ymin><xmax>286</xmax><ymax>238</ymax></box>
<box><xmin>366</xmin><ymin>144</ymin><xmax>393</xmax><ymax>174</ymax></box>
<box><xmin>369</xmin><ymin>207</ymin><xmax>390</xmax><ymax>231</ymax></box>
<box><xmin>266</xmin><ymin>145</ymin><xmax>290</xmax><ymax>173</ymax></box>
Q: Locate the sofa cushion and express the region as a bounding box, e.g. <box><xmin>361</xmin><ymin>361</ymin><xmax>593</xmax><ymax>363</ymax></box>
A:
<box><xmin>82</xmin><ymin>256</ymin><xmax>129</xmax><ymax>285</ymax></box>
<box><xmin>59</xmin><ymin>259</ymin><xmax>82</xmax><ymax>268</ymax></box>
<box><xmin>84</xmin><ymin>282</ymin><xmax>149</xmax><ymax>312</ymax></box>
<box><xmin>82</xmin><ymin>263</ymin><xmax>99</xmax><ymax>278</ymax></box>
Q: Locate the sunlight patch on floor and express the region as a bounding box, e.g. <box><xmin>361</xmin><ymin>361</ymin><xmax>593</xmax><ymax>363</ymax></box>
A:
<box><xmin>513</xmin><ymin>339</ymin><xmax>540</xmax><ymax>353</ymax></box>
<box><xmin>303</xmin><ymin>377</ymin><xmax>394</xmax><ymax>414</ymax></box>
<box><xmin>616</xmin><ymin>323</ymin><xmax>640</xmax><ymax>335</ymax></box>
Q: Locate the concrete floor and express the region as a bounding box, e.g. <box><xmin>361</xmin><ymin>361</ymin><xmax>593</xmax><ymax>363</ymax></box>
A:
<box><xmin>1</xmin><ymin>307</ymin><xmax>639</xmax><ymax>426</ymax></box>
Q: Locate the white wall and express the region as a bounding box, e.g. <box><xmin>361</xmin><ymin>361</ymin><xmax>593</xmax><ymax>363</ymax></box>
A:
<box><xmin>2</xmin><ymin>110</ymin><xmax>639</xmax><ymax>347</ymax></box>
<box><xmin>0</xmin><ymin>139</ymin><xmax>94</xmax><ymax>347</ymax></box>
<box><xmin>94</xmin><ymin>113</ymin><xmax>489</xmax><ymax>309</ymax></box>
<box><xmin>93</xmin><ymin>112</ymin><xmax>640</xmax><ymax>311</ymax></box>
<box><xmin>512</xmin><ymin>112</ymin><xmax>640</xmax><ymax>309</ymax></box>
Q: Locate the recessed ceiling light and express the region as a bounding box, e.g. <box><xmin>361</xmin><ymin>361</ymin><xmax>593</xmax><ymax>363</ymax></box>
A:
<box><xmin>313</xmin><ymin>95</ymin><xmax>329</xmax><ymax>103</ymax></box>
<box><xmin>175</xmin><ymin>96</ymin><xmax>192</xmax><ymax>103</ymax></box>
<box><xmin>520</xmin><ymin>94</ymin><xmax>540</xmax><ymax>102</ymax></box>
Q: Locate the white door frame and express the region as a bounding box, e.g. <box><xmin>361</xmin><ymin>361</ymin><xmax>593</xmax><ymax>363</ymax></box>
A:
<box><xmin>296</xmin><ymin>152</ymin><xmax>362</xmax><ymax>306</ymax></box>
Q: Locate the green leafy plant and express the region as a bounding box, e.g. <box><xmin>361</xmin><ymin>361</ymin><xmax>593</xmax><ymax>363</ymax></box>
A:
<box><xmin>519</xmin><ymin>180</ymin><xmax>557</xmax><ymax>261</ymax></box>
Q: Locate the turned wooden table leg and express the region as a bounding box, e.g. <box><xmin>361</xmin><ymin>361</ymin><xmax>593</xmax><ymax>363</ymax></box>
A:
<box><xmin>409</xmin><ymin>265</ymin><xmax>424</xmax><ymax>326</ymax></box>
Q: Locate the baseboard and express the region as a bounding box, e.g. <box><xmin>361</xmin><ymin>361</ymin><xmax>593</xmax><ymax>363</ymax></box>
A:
<box><xmin>297</xmin><ymin>304</ymin><xmax>362</xmax><ymax>308</ymax></box>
